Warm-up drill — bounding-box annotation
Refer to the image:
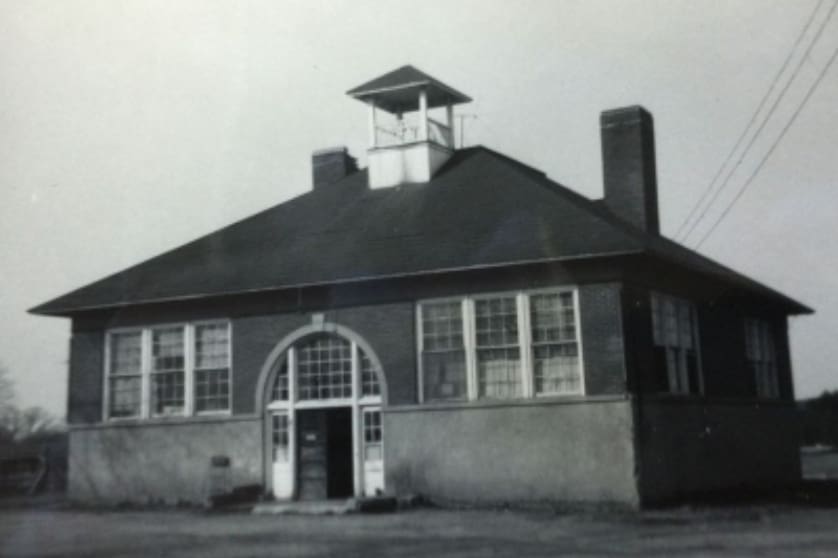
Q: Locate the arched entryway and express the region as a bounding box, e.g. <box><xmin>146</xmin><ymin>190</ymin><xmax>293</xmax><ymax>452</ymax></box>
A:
<box><xmin>257</xmin><ymin>324</ymin><xmax>386</xmax><ymax>500</ymax></box>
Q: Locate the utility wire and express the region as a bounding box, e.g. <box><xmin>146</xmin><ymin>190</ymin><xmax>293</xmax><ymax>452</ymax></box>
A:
<box><xmin>695</xmin><ymin>39</ymin><xmax>838</xmax><ymax>249</ymax></box>
<box><xmin>681</xmin><ymin>0</ymin><xmax>838</xmax><ymax>243</ymax></box>
<box><xmin>673</xmin><ymin>0</ymin><xmax>826</xmax><ymax>240</ymax></box>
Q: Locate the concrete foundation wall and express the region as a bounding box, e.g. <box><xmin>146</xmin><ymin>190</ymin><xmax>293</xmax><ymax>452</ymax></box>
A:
<box><xmin>68</xmin><ymin>417</ymin><xmax>261</xmax><ymax>504</ymax></box>
<box><xmin>384</xmin><ymin>398</ymin><xmax>639</xmax><ymax>506</ymax></box>
<box><xmin>637</xmin><ymin>400</ymin><xmax>801</xmax><ymax>505</ymax></box>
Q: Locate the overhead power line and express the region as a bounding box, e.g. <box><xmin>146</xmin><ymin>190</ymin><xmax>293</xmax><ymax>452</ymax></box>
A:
<box><xmin>694</xmin><ymin>39</ymin><xmax>838</xmax><ymax>249</ymax></box>
<box><xmin>682</xmin><ymin>0</ymin><xmax>838</xmax><ymax>243</ymax></box>
<box><xmin>673</xmin><ymin>0</ymin><xmax>826</xmax><ymax>240</ymax></box>
<box><xmin>683</xmin><ymin>0</ymin><xmax>838</xmax><ymax>244</ymax></box>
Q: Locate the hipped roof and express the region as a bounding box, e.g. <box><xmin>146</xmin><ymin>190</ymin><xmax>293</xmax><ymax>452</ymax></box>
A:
<box><xmin>347</xmin><ymin>65</ymin><xmax>472</xmax><ymax>113</ymax></box>
<box><xmin>30</xmin><ymin>147</ymin><xmax>811</xmax><ymax>316</ymax></box>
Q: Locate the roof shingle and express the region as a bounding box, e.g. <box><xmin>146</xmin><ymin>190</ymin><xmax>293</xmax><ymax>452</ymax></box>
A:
<box><xmin>30</xmin><ymin>147</ymin><xmax>810</xmax><ymax>316</ymax></box>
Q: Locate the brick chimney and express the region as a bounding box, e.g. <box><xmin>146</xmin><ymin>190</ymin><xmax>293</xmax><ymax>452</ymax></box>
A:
<box><xmin>312</xmin><ymin>147</ymin><xmax>358</xmax><ymax>189</ymax></box>
<box><xmin>600</xmin><ymin>106</ymin><xmax>660</xmax><ymax>235</ymax></box>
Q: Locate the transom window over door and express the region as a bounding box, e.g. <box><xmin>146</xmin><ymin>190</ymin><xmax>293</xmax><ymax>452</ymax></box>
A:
<box><xmin>270</xmin><ymin>333</ymin><xmax>382</xmax><ymax>403</ymax></box>
<box><xmin>297</xmin><ymin>336</ymin><xmax>353</xmax><ymax>400</ymax></box>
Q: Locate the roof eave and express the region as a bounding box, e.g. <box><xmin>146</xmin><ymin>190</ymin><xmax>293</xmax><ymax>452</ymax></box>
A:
<box><xmin>28</xmin><ymin>249</ymin><xmax>645</xmax><ymax>317</ymax></box>
<box><xmin>639</xmin><ymin>251</ymin><xmax>813</xmax><ymax>315</ymax></box>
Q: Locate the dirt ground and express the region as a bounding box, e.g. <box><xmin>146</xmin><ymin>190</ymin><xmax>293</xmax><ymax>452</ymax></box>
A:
<box><xmin>3</xmin><ymin>503</ymin><xmax>838</xmax><ymax>558</ymax></box>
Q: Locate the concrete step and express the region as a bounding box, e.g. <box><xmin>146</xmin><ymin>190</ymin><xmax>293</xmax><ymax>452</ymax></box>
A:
<box><xmin>252</xmin><ymin>498</ymin><xmax>356</xmax><ymax>515</ymax></box>
<box><xmin>252</xmin><ymin>496</ymin><xmax>398</xmax><ymax>515</ymax></box>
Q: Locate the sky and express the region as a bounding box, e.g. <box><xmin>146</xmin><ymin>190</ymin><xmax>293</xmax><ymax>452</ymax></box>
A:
<box><xmin>1</xmin><ymin>0</ymin><xmax>836</xmax><ymax>417</ymax></box>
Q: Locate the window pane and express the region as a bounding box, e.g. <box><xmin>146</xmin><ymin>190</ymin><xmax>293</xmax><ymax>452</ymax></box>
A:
<box><xmin>195</xmin><ymin>323</ymin><xmax>229</xmax><ymax>369</ymax></box>
<box><xmin>422</xmin><ymin>301</ymin><xmax>463</xmax><ymax>351</ymax></box>
<box><xmin>475</xmin><ymin>297</ymin><xmax>518</xmax><ymax>347</ymax></box>
<box><xmin>746</xmin><ymin>319</ymin><xmax>778</xmax><ymax>398</ymax></box>
<box><xmin>363</xmin><ymin>410</ymin><xmax>382</xmax><ymax>442</ymax></box>
<box><xmin>109</xmin><ymin>376</ymin><xmax>140</xmax><ymax>418</ymax></box>
<box><xmin>477</xmin><ymin>347</ymin><xmax>521</xmax><ymax>399</ymax></box>
<box><xmin>651</xmin><ymin>295</ymin><xmax>662</xmax><ymax>345</ymax></box>
<box><xmin>762</xmin><ymin>323</ymin><xmax>775</xmax><ymax>361</ymax></box>
<box><xmin>744</xmin><ymin>320</ymin><xmax>756</xmax><ymax>359</ymax></box>
<box><xmin>530</xmin><ymin>293</ymin><xmax>581</xmax><ymax>395</ymax></box>
<box><xmin>360</xmin><ymin>350</ymin><xmax>381</xmax><ymax>397</ymax></box>
<box><xmin>422</xmin><ymin>349</ymin><xmax>467</xmax><ymax>401</ymax></box>
<box><xmin>533</xmin><ymin>343</ymin><xmax>580</xmax><ymax>394</ymax></box>
<box><xmin>152</xmin><ymin>327</ymin><xmax>184</xmax><ymax>371</ymax></box>
<box><xmin>363</xmin><ymin>410</ymin><xmax>382</xmax><ymax>462</ymax></box>
<box><xmin>678</xmin><ymin>304</ymin><xmax>693</xmax><ymax>349</ymax></box>
<box><xmin>272</xmin><ymin>359</ymin><xmax>289</xmax><ymax>402</ymax></box>
<box><xmin>110</xmin><ymin>331</ymin><xmax>142</xmax><ymax>375</ymax></box>
<box><xmin>151</xmin><ymin>370</ymin><xmax>185</xmax><ymax>415</ymax></box>
<box><xmin>651</xmin><ymin>293</ymin><xmax>700</xmax><ymax>395</ymax></box>
<box><xmin>663</xmin><ymin>298</ymin><xmax>679</xmax><ymax>347</ymax></box>
<box><xmin>475</xmin><ymin>296</ymin><xmax>520</xmax><ymax>399</ymax></box>
<box><xmin>296</xmin><ymin>335</ymin><xmax>352</xmax><ymax>400</ymax></box>
<box><xmin>421</xmin><ymin>301</ymin><xmax>466</xmax><ymax>401</ymax></box>
<box><xmin>195</xmin><ymin>368</ymin><xmax>230</xmax><ymax>412</ymax></box>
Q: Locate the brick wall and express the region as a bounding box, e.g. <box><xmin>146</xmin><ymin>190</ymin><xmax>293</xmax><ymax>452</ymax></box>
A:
<box><xmin>579</xmin><ymin>283</ymin><xmax>627</xmax><ymax>395</ymax></box>
<box><xmin>67</xmin><ymin>329</ymin><xmax>104</xmax><ymax>424</ymax></box>
<box><xmin>67</xmin><ymin>262</ymin><xmax>635</xmax><ymax>423</ymax></box>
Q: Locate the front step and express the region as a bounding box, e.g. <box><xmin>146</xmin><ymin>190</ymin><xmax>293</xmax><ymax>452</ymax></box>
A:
<box><xmin>252</xmin><ymin>496</ymin><xmax>398</xmax><ymax>515</ymax></box>
<box><xmin>252</xmin><ymin>498</ymin><xmax>356</xmax><ymax>515</ymax></box>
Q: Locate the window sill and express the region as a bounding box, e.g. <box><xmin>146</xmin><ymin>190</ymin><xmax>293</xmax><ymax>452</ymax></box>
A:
<box><xmin>393</xmin><ymin>393</ymin><xmax>629</xmax><ymax>413</ymax></box>
<box><xmin>82</xmin><ymin>412</ymin><xmax>254</xmax><ymax>430</ymax></box>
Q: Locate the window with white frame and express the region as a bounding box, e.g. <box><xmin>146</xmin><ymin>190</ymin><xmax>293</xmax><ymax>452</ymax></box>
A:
<box><xmin>475</xmin><ymin>296</ymin><xmax>522</xmax><ymax>399</ymax></box>
<box><xmin>151</xmin><ymin>327</ymin><xmax>185</xmax><ymax>416</ymax></box>
<box><xmin>296</xmin><ymin>335</ymin><xmax>353</xmax><ymax>400</ymax></box>
<box><xmin>650</xmin><ymin>293</ymin><xmax>701</xmax><ymax>395</ymax></box>
<box><xmin>419</xmin><ymin>300</ymin><xmax>467</xmax><ymax>401</ymax></box>
<box><xmin>362</xmin><ymin>408</ymin><xmax>383</xmax><ymax>461</ymax></box>
<box><xmin>194</xmin><ymin>323</ymin><xmax>231</xmax><ymax>412</ymax></box>
<box><xmin>105</xmin><ymin>321</ymin><xmax>231</xmax><ymax>420</ymax></box>
<box><xmin>107</xmin><ymin>331</ymin><xmax>143</xmax><ymax>418</ymax></box>
<box><xmin>530</xmin><ymin>292</ymin><xmax>581</xmax><ymax>395</ymax></box>
<box><xmin>745</xmin><ymin>318</ymin><xmax>779</xmax><ymax>398</ymax></box>
<box><xmin>417</xmin><ymin>288</ymin><xmax>583</xmax><ymax>403</ymax></box>
<box><xmin>268</xmin><ymin>334</ymin><xmax>381</xmax><ymax>402</ymax></box>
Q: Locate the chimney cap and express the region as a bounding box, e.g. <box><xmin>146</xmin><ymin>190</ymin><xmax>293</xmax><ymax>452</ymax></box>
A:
<box><xmin>312</xmin><ymin>146</ymin><xmax>350</xmax><ymax>157</ymax></box>
<box><xmin>600</xmin><ymin>105</ymin><xmax>653</xmax><ymax>126</ymax></box>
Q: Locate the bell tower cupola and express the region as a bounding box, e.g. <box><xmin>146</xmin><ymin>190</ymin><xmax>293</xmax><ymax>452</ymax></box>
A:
<box><xmin>347</xmin><ymin>65</ymin><xmax>472</xmax><ymax>189</ymax></box>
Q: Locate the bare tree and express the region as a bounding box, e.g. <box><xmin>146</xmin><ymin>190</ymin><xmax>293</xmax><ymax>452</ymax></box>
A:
<box><xmin>0</xmin><ymin>364</ymin><xmax>62</xmax><ymax>442</ymax></box>
<box><xmin>0</xmin><ymin>364</ymin><xmax>14</xmax><ymax>411</ymax></box>
<box><xmin>0</xmin><ymin>365</ymin><xmax>16</xmax><ymax>442</ymax></box>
